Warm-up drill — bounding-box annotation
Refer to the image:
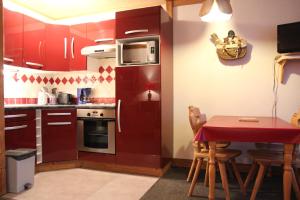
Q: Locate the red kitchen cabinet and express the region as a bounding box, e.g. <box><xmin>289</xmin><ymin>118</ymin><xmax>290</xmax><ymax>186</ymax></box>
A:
<box><xmin>23</xmin><ymin>15</ymin><xmax>46</xmax><ymax>69</ymax></box>
<box><xmin>115</xmin><ymin>6</ymin><xmax>173</xmax><ymax>168</ymax></box>
<box><xmin>116</xmin><ymin>66</ymin><xmax>161</xmax><ymax>167</ymax></box>
<box><xmin>69</xmin><ymin>24</ymin><xmax>87</xmax><ymax>70</ymax></box>
<box><xmin>45</xmin><ymin>24</ymin><xmax>70</xmax><ymax>71</ymax></box>
<box><xmin>3</xmin><ymin>8</ymin><xmax>23</xmax><ymax>66</ymax></box>
<box><xmin>4</xmin><ymin>109</ymin><xmax>36</xmax><ymax>150</ymax></box>
<box><xmin>116</xmin><ymin>7</ymin><xmax>160</xmax><ymax>39</ymax></box>
<box><xmin>42</xmin><ymin>109</ymin><xmax>77</xmax><ymax>162</ymax></box>
<box><xmin>86</xmin><ymin>19</ymin><xmax>115</xmax><ymax>45</ymax></box>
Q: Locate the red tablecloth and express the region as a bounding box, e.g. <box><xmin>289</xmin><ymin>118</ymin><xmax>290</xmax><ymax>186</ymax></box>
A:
<box><xmin>195</xmin><ymin>116</ymin><xmax>300</xmax><ymax>143</ymax></box>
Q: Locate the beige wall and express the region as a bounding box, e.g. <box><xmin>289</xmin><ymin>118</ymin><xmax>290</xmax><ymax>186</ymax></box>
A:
<box><xmin>173</xmin><ymin>0</ymin><xmax>300</xmax><ymax>161</ymax></box>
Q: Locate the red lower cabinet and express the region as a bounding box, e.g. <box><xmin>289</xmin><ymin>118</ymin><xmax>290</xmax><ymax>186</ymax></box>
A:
<box><xmin>42</xmin><ymin>109</ymin><xmax>77</xmax><ymax>162</ymax></box>
<box><xmin>4</xmin><ymin>109</ymin><xmax>36</xmax><ymax>150</ymax></box>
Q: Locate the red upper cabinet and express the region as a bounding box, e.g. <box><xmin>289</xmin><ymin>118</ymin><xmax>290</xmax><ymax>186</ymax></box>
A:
<box><xmin>45</xmin><ymin>24</ymin><xmax>70</xmax><ymax>71</ymax></box>
<box><xmin>3</xmin><ymin>8</ymin><xmax>23</xmax><ymax>66</ymax></box>
<box><xmin>23</xmin><ymin>15</ymin><xmax>46</xmax><ymax>69</ymax></box>
<box><xmin>116</xmin><ymin>7</ymin><xmax>160</xmax><ymax>39</ymax></box>
<box><xmin>69</xmin><ymin>24</ymin><xmax>87</xmax><ymax>71</ymax></box>
<box><xmin>86</xmin><ymin>19</ymin><xmax>115</xmax><ymax>45</ymax></box>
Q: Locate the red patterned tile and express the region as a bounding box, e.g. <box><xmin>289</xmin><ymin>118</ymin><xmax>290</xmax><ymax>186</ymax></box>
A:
<box><xmin>76</xmin><ymin>76</ymin><xmax>81</xmax><ymax>84</ymax></box>
<box><xmin>49</xmin><ymin>77</ymin><xmax>54</xmax><ymax>85</ymax></box>
<box><xmin>99</xmin><ymin>66</ymin><xmax>105</xmax><ymax>73</ymax></box>
<box><xmin>13</xmin><ymin>73</ymin><xmax>19</xmax><ymax>82</ymax></box>
<box><xmin>7</xmin><ymin>98</ymin><xmax>15</xmax><ymax>104</ymax></box>
<box><xmin>106</xmin><ymin>75</ymin><xmax>113</xmax><ymax>83</ymax></box>
<box><xmin>69</xmin><ymin>77</ymin><xmax>74</xmax><ymax>84</ymax></box>
<box><xmin>98</xmin><ymin>76</ymin><xmax>104</xmax><ymax>83</ymax></box>
<box><xmin>90</xmin><ymin>76</ymin><xmax>96</xmax><ymax>83</ymax></box>
<box><xmin>106</xmin><ymin>66</ymin><xmax>113</xmax><ymax>74</ymax></box>
<box><xmin>62</xmin><ymin>77</ymin><xmax>68</xmax><ymax>85</ymax></box>
<box><xmin>4</xmin><ymin>98</ymin><xmax>8</xmax><ymax>104</ymax></box>
<box><xmin>29</xmin><ymin>75</ymin><xmax>35</xmax><ymax>83</ymax></box>
<box><xmin>55</xmin><ymin>77</ymin><xmax>61</xmax><ymax>85</ymax></box>
<box><xmin>43</xmin><ymin>77</ymin><xmax>48</xmax><ymax>84</ymax></box>
<box><xmin>15</xmin><ymin>98</ymin><xmax>24</xmax><ymax>104</ymax></box>
<box><xmin>21</xmin><ymin>74</ymin><xmax>28</xmax><ymax>82</ymax></box>
<box><xmin>27</xmin><ymin>98</ymin><xmax>37</xmax><ymax>104</ymax></box>
<box><xmin>36</xmin><ymin>76</ymin><xmax>42</xmax><ymax>84</ymax></box>
<box><xmin>83</xmin><ymin>76</ymin><xmax>89</xmax><ymax>84</ymax></box>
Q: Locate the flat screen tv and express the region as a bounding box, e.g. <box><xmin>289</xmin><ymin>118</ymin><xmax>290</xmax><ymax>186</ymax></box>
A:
<box><xmin>277</xmin><ymin>21</ymin><xmax>300</xmax><ymax>53</ymax></box>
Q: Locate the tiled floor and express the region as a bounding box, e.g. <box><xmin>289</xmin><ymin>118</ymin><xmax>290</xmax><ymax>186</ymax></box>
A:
<box><xmin>2</xmin><ymin>169</ymin><xmax>158</xmax><ymax>200</ymax></box>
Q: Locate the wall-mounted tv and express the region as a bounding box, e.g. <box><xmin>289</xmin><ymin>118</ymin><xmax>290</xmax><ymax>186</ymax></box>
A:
<box><xmin>277</xmin><ymin>21</ymin><xmax>300</xmax><ymax>53</ymax></box>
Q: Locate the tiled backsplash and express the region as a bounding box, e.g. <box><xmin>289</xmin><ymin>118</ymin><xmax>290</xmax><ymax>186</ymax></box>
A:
<box><xmin>4</xmin><ymin>58</ymin><xmax>116</xmax><ymax>104</ymax></box>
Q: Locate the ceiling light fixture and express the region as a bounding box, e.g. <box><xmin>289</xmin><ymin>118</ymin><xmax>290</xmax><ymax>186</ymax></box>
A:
<box><xmin>200</xmin><ymin>0</ymin><xmax>232</xmax><ymax>22</ymax></box>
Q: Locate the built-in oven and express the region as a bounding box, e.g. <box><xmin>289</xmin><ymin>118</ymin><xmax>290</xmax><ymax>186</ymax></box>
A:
<box><xmin>77</xmin><ymin>109</ymin><xmax>115</xmax><ymax>154</ymax></box>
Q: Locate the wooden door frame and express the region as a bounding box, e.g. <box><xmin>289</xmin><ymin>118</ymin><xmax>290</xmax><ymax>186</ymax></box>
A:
<box><xmin>0</xmin><ymin>0</ymin><xmax>6</xmax><ymax>195</ymax></box>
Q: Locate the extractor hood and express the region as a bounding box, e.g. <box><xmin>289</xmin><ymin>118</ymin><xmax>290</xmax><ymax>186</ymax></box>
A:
<box><xmin>81</xmin><ymin>44</ymin><xmax>116</xmax><ymax>59</ymax></box>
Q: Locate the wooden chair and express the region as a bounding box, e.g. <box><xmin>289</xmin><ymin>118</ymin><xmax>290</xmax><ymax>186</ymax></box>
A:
<box><xmin>244</xmin><ymin>111</ymin><xmax>300</xmax><ymax>200</ymax></box>
<box><xmin>187</xmin><ymin>106</ymin><xmax>246</xmax><ymax>199</ymax></box>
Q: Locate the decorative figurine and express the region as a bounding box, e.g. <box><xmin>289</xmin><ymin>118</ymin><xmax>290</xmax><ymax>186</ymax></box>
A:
<box><xmin>211</xmin><ymin>30</ymin><xmax>247</xmax><ymax>60</ymax></box>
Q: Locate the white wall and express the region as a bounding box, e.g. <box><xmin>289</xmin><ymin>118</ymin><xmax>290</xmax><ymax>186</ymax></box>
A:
<box><xmin>173</xmin><ymin>0</ymin><xmax>300</xmax><ymax>161</ymax></box>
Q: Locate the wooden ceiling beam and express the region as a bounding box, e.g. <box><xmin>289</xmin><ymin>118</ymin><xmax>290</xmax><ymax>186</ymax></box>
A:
<box><xmin>173</xmin><ymin>0</ymin><xmax>205</xmax><ymax>7</ymax></box>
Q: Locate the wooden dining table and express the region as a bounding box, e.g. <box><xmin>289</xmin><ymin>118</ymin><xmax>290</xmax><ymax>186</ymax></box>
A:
<box><xmin>195</xmin><ymin>115</ymin><xmax>300</xmax><ymax>200</ymax></box>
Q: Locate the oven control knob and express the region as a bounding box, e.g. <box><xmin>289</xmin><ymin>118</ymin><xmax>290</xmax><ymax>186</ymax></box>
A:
<box><xmin>100</xmin><ymin>113</ymin><xmax>104</xmax><ymax>117</ymax></box>
<box><xmin>87</xmin><ymin>113</ymin><xmax>91</xmax><ymax>117</ymax></box>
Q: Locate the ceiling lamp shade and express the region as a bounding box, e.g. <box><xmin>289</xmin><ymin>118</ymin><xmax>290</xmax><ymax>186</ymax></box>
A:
<box><xmin>200</xmin><ymin>0</ymin><xmax>232</xmax><ymax>22</ymax></box>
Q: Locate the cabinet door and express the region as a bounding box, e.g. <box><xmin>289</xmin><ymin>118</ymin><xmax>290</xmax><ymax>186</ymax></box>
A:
<box><xmin>5</xmin><ymin>120</ymin><xmax>36</xmax><ymax>150</ymax></box>
<box><xmin>86</xmin><ymin>19</ymin><xmax>115</xmax><ymax>45</ymax></box>
<box><xmin>116</xmin><ymin>7</ymin><xmax>160</xmax><ymax>39</ymax></box>
<box><xmin>23</xmin><ymin>15</ymin><xmax>46</xmax><ymax>69</ymax></box>
<box><xmin>42</xmin><ymin>109</ymin><xmax>77</xmax><ymax>162</ymax></box>
<box><xmin>69</xmin><ymin>24</ymin><xmax>87</xmax><ymax>71</ymax></box>
<box><xmin>45</xmin><ymin>24</ymin><xmax>69</xmax><ymax>71</ymax></box>
<box><xmin>3</xmin><ymin>8</ymin><xmax>23</xmax><ymax>66</ymax></box>
<box><xmin>116</xmin><ymin>65</ymin><xmax>161</xmax><ymax>167</ymax></box>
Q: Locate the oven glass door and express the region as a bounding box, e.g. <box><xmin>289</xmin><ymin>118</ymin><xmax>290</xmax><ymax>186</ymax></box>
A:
<box><xmin>84</xmin><ymin>119</ymin><xmax>108</xmax><ymax>148</ymax></box>
<box><xmin>77</xmin><ymin>118</ymin><xmax>115</xmax><ymax>154</ymax></box>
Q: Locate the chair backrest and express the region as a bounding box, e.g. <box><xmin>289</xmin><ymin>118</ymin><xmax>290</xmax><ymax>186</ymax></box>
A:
<box><xmin>255</xmin><ymin>110</ymin><xmax>300</xmax><ymax>152</ymax></box>
<box><xmin>188</xmin><ymin>106</ymin><xmax>230</xmax><ymax>149</ymax></box>
<box><xmin>291</xmin><ymin>111</ymin><xmax>300</xmax><ymax>127</ymax></box>
<box><xmin>188</xmin><ymin>106</ymin><xmax>205</xmax><ymax>136</ymax></box>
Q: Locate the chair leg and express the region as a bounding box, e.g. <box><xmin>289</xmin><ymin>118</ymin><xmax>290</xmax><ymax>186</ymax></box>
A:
<box><xmin>244</xmin><ymin>162</ymin><xmax>258</xmax><ymax>190</ymax></box>
<box><xmin>231</xmin><ymin>159</ymin><xmax>246</xmax><ymax>196</ymax></box>
<box><xmin>250</xmin><ymin>163</ymin><xmax>268</xmax><ymax>200</ymax></box>
<box><xmin>188</xmin><ymin>158</ymin><xmax>203</xmax><ymax>197</ymax></box>
<box><xmin>294</xmin><ymin>166</ymin><xmax>300</xmax><ymax>186</ymax></box>
<box><xmin>291</xmin><ymin>168</ymin><xmax>300</xmax><ymax>200</ymax></box>
<box><xmin>187</xmin><ymin>156</ymin><xmax>197</xmax><ymax>182</ymax></box>
<box><xmin>204</xmin><ymin>160</ymin><xmax>209</xmax><ymax>187</ymax></box>
<box><xmin>218</xmin><ymin>161</ymin><xmax>231</xmax><ymax>200</ymax></box>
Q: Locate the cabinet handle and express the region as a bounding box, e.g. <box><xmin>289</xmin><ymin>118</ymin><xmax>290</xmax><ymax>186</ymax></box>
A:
<box><xmin>94</xmin><ymin>38</ymin><xmax>114</xmax><ymax>43</ymax></box>
<box><xmin>47</xmin><ymin>122</ymin><xmax>72</xmax><ymax>126</ymax></box>
<box><xmin>71</xmin><ymin>37</ymin><xmax>75</xmax><ymax>59</ymax></box>
<box><xmin>4</xmin><ymin>57</ymin><xmax>14</xmax><ymax>63</ymax></box>
<box><xmin>5</xmin><ymin>114</ymin><xmax>27</xmax><ymax>119</ymax></box>
<box><xmin>125</xmin><ymin>29</ymin><xmax>149</xmax><ymax>35</ymax></box>
<box><xmin>64</xmin><ymin>37</ymin><xmax>68</xmax><ymax>59</ymax></box>
<box><xmin>25</xmin><ymin>62</ymin><xmax>44</xmax><ymax>68</ymax></box>
<box><xmin>47</xmin><ymin>113</ymin><xmax>72</xmax><ymax>116</ymax></box>
<box><xmin>117</xmin><ymin>99</ymin><xmax>121</xmax><ymax>133</ymax></box>
<box><xmin>5</xmin><ymin>125</ymin><xmax>28</xmax><ymax>131</ymax></box>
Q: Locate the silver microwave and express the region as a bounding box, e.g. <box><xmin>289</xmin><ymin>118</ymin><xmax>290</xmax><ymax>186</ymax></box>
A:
<box><xmin>118</xmin><ymin>38</ymin><xmax>159</xmax><ymax>66</ymax></box>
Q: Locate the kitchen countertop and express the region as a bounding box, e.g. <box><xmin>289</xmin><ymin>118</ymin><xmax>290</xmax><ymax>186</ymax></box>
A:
<box><xmin>4</xmin><ymin>103</ymin><xmax>116</xmax><ymax>110</ymax></box>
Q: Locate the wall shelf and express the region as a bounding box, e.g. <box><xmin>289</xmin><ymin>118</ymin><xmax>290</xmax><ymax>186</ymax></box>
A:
<box><xmin>275</xmin><ymin>53</ymin><xmax>300</xmax><ymax>83</ymax></box>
